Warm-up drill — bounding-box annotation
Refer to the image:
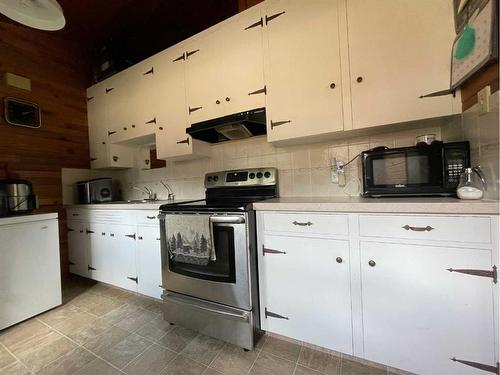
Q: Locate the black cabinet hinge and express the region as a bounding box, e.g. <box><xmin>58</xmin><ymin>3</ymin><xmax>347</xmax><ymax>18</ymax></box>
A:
<box><xmin>265</xmin><ymin>307</ymin><xmax>289</xmax><ymax>320</ymax></box>
<box><xmin>105</xmin><ymin>87</ymin><xmax>114</xmax><ymax>94</ymax></box>
<box><xmin>245</xmin><ymin>17</ymin><xmax>263</xmax><ymax>30</ymax></box>
<box><xmin>451</xmin><ymin>358</ymin><xmax>499</xmax><ymax>374</ymax></box>
<box><xmin>125</xmin><ymin>233</ymin><xmax>136</xmax><ymax>240</ymax></box>
<box><xmin>265</xmin><ymin>11</ymin><xmax>285</xmax><ymax>25</ymax></box>
<box><xmin>270</xmin><ymin>120</ymin><xmax>291</xmax><ymax>129</ymax></box>
<box><xmin>447</xmin><ymin>265</ymin><xmax>497</xmax><ymax>283</ymax></box>
<box><xmin>86</xmin><ymin>229</ymin><xmax>94</xmax><ymax>234</ymax></box>
<box><xmin>88</xmin><ymin>265</ymin><xmax>96</xmax><ymax>271</ymax></box>
<box><xmin>189</xmin><ymin>106</ymin><xmax>202</xmax><ymax>114</ymax></box>
<box><xmin>248</xmin><ymin>86</ymin><xmax>267</xmax><ymax>96</ymax></box>
<box><xmin>173</xmin><ymin>53</ymin><xmax>186</xmax><ymax>62</ymax></box>
<box><xmin>127</xmin><ymin>276</ymin><xmax>138</xmax><ymax>284</ymax></box>
<box><xmin>186</xmin><ymin>49</ymin><xmax>200</xmax><ymax>59</ymax></box>
<box><xmin>419</xmin><ymin>88</ymin><xmax>456</xmax><ymax>99</ymax></box>
<box><xmin>143</xmin><ymin>67</ymin><xmax>154</xmax><ymax>75</ymax></box>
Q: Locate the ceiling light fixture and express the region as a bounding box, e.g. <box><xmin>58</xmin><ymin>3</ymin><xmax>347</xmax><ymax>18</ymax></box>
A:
<box><xmin>0</xmin><ymin>0</ymin><xmax>65</xmax><ymax>31</ymax></box>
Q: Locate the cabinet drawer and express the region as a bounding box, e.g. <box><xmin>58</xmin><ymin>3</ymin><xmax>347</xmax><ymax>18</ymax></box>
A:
<box><xmin>262</xmin><ymin>213</ymin><xmax>348</xmax><ymax>236</ymax></box>
<box><xmin>136</xmin><ymin>210</ymin><xmax>160</xmax><ymax>226</ymax></box>
<box><xmin>359</xmin><ymin>215</ymin><xmax>491</xmax><ymax>244</ymax></box>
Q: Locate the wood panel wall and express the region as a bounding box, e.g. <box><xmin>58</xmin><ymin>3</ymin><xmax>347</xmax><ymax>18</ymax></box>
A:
<box><xmin>461</xmin><ymin>62</ymin><xmax>499</xmax><ymax>110</ymax></box>
<box><xmin>0</xmin><ymin>21</ymin><xmax>90</xmax><ymax>278</ymax></box>
<box><xmin>238</xmin><ymin>0</ymin><xmax>264</xmax><ymax>12</ymax></box>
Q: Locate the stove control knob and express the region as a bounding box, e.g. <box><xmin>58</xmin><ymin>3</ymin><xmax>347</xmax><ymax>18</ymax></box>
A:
<box><xmin>256</xmin><ymin>172</ymin><xmax>263</xmax><ymax>179</ymax></box>
<box><xmin>264</xmin><ymin>171</ymin><xmax>271</xmax><ymax>178</ymax></box>
<box><xmin>213</xmin><ymin>176</ymin><xmax>219</xmax><ymax>182</ymax></box>
<box><xmin>207</xmin><ymin>176</ymin><xmax>213</xmax><ymax>182</ymax></box>
<box><xmin>249</xmin><ymin>173</ymin><xmax>256</xmax><ymax>179</ymax></box>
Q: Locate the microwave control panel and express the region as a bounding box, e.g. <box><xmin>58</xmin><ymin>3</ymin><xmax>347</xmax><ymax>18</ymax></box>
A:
<box><xmin>443</xmin><ymin>144</ymin><xmax>470</xmax><ymax>187</ymax></box>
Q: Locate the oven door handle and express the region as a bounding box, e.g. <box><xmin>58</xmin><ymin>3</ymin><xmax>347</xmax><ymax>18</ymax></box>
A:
<box><xmin>164</xmin><ymin>292</ymin><xmax>250</xmax><ymax>322</ymax></box>
<box><xmin>209</xmin><ymin>216</ymin><xmax>245</xmax><ymax>224</ymax></box>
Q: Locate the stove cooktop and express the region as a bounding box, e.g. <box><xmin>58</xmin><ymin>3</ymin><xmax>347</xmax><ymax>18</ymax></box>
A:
<box><xmin>160</xmin><ymin>168</ymin><xmax>278</xmax><ymax>213</ymax></box>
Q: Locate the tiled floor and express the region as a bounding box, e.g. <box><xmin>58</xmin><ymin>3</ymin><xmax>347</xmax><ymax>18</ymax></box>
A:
<box><xmin>0</xmin><ymin>276</ymin><xmax>405</xmax><ymax>375</ymax></box>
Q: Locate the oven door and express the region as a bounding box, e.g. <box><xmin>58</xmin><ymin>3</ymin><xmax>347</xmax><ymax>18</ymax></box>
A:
<box><xmin>159</xmin><ymin>212</ymin><xmax>252</xmax><ymax>310</ymax></box>
<box><xmin>362</xmin><ymin>146</ymin><xmax>444</xmax><ymax>196</ymax></box>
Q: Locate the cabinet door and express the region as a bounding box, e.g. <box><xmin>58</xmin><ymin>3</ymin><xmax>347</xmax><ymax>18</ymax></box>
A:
<box><xmin>185</xmin><ymin>31</ymin><xmax>224</xmax><ymax>124</ymax></box>
<box><xmin>264</xmin><ymin>0</ymin><xmax>344</xmax><ymax>142</ymax></box>
<box><xmin>67</xmin><ymin>221</ymin><xmax>88</xmax><ymax>277</ymax></box>
<box><xmin>86</xmin><ymin>224</ymin><xmax>113</xmax><ymax>284</ymax></box>
<box><xmin>103</xmin><ymin>75</ymin><xmax>129</xmax><ymax>143</ymax></box>
<box><xmin>347</xmin><ymin>0</ymin><xmax>458</xmax><ymax>129</ymax></box>
<box><xmin>109</xmin><ymin>225</ymin><xmax>138</xmax><ymax>292</ymax></box>
<box><xmin>137</xmin><ymin>226</ymin><xmax>162</xmax><ymax>299</ymax></box>
<box><xmin>154</xmin><ymin>48</ymin><xmax>210</xmax><ymax>160</ymax></box>
<box><xmin>216</xmin><ymin>4</ymin><xmax>266</xmax><ymax>115</ymax></box>
<box><xmin>259</xmin><ymin>235</ymin><xmax>352</xmax><ymax>353</ymax></box>
<box><xmin>126</xmin><ymin>58</ymin><xmax>157</xmax><ymax>140</ymax></box>
<box><xmin>87</xmin><ymin>86</ymin><xmax>108</xmax><ymax>169</ymax></box>
<box><xmin>360</xmin><ymin>242</ymin><xmax>495</xmax><ymax>375</ymax></box>
<box><xmin>107</xmin><ymin>144</ymin><xmax>135</xmax><ymax>168</ymax></box>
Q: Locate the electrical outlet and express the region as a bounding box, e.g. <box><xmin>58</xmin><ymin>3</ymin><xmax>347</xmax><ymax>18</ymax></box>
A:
<box><xmin>477</xmin><ymin>86</ymin><xmax>491</xmax><ymax>114</ymax></box>
<box><xmin>330</xmin><ymin>159</ymin><xmax>345</xmax><ymax>185</ymax></box>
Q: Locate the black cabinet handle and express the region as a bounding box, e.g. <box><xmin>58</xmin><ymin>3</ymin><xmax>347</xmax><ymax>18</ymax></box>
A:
<box><xmin>263</xmin><ymin>246</ymin><xmax>286</xmax><ymax>256</ymax></box>
<box><xmin>177</xmin><ymin>138</ymin><xmax>190</xmax><ymax>145</ymax></box>
<box><xmin>189</xmin><ymin>106</ymin><xmax>202</xmax><ymax>114</ymax></box>
<box><xmin>125</xmin><ymin>233</ymin><xmax>136</xmax><ymax>240</ymax></box>
<box><xmin>147</xmin><ymin>216</ymin><xmax>156</xmax><ymax>219</ymax></box>
<box><xmin>186</xmin><ymin>49</ymin><xmax>200</xmax><ymax>58</ymax></box>
<box><xmin>88</xmin><ymin>265</ymin><xmax>96</xmax><ymax>271</ymax></box>
<box><xmin>356</xmin><ymin>76</ymin><xmax>363</xmax><ymax>83</ymax></box>
<box><xmin>143</xmin><ymin>67</ymin><xmax>154</xmax><ymax>75</ymax></box>
<box><xmin>146</xmin><ymin>117</ymin><xmax>157</xmax><ymax>124</ymax></box>
<box><xmin>138</xmin><ymin>236</ymin><xmax>143</xmax><ymax>240</ymax></box>
<box><xmin>292</xmin><ymin>221</ymin><xmax>312</xmax><ymax>226</ymax></box>
<box><xmin>216</xmin><ymin>100</ymin><xmax>221</xmax><ymax>104</ymax></box>
<box><xmin>271</xmin><ymin>120</ymin><xmax>291</xmax><ymax>129</ymax></box>
<box><xmin>330</xmin><ymin>83</ymin><xmax>336</xmax><ymax>89</ymax></box>
<box><xmin>105</xmin><ymin>87</ymin><xmax>114</xmax><ymax>93</ymax></box>
<box><xmin>108</xmin><ymin>131</ymin><xmax>116</xmax><ymax>136</ymax></box>
<box><xmin>127</xmin><ymin>276</ymin><xmax>138</xmax><ymax>283</ymax></box>
<box><xmin>67</xmin><ymin>228</ymin><xmax>74</xmax><ymax>232</ymax></box>
<box><xmin>402</xmin><ymin>225</ymin><xmax>434</xmax><ymax>232</ymax></box>
<box><xmin>87</xmin><ymin>96</ymin><xmax>94</xmax><ymax>102</ymax></box>
<box><xmin>90</xmin><ymin>158</ymin><xmax>98</xmax><ymax>161</ymax></box>
<box><xmin>245</xmin><ymin>17</ymin><xmax>263</xmax><ymax>30</ymax></box>
<box><xmin>69</xmin><ymin>261</ymin><xmax>76</xmax><ymax>265</ymax></box>
<box><xmin>336</xmin><ymin>257</ymin><xmax>343</xmax><ymax>264</ymax></box>
<box><xmin>265</xmin><ymin>11</ymin><xmax>285</xmax><ymax>24</ymax></box>
<box><xmin>112</xmin><ymin>156</ymin><xmax>119</xmax><ymax>162</ymax></box>
<box><xmin>368</xmin><ymin>260</ymin><xmax>376</xmax><ymax>267</ymax></box>
<box><xmin>225</xmin><ymin>97</ymin><xmax>231</xmax><ymax>102</ymax></box>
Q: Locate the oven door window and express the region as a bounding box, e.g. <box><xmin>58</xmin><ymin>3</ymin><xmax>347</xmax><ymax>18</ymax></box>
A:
<box><xmin>370</xmin><ymin>150</ymin><xmax>442</xmax><ymax>188</ymax></box>
<box><xmin>169</xmin><ymin>224</ymin><xmax>236</xmax><ymax>283</ymax></box>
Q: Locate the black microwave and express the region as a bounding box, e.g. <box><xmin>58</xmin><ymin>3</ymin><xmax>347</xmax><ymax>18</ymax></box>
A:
<box><xmin>361</xmin><ymin>141</ymin><xmax>470</xmax><ymax>197</ymax></box>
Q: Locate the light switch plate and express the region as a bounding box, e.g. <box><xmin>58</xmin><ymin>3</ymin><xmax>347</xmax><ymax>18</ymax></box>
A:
<box><xmin>477</xmin><ymin>85</ymin><xmax>491</xmax><ymax>114</ymax></box>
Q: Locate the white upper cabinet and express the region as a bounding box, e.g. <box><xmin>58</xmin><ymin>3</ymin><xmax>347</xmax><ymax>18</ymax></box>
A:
<box><xmin>185</xmin><ymin>4</ymin><xmax>266</xmax><ymax>124</ymax></box>
<box><xmin>346</xmin><ymin>0</ymin><xmax>459</xmax><ymax>129</ymax></box>
<box><xmin>153</xmin><ymin>47</ymin><xmax>210</xmax><ymax>160</ymax></box>
<box><xmin>264</xmin><ymin>0</ymin><xmax>344</xmax><ymax>143</ymax></box>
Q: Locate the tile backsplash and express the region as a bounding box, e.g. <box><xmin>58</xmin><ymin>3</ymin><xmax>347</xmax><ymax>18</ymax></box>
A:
<box><xmin>62</xmin><ymin>92</ymin><xmax>499</xmax><ymax>203</ymax></box>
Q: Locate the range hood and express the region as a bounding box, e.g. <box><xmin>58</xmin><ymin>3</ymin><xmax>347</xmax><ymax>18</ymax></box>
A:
<box><xmin>186</xmin><ymin>108</ymin><xmax>266</xmax><ymax>143</ymax></box>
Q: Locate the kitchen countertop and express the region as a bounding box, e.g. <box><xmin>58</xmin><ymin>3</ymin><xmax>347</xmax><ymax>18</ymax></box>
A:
<box><xmin>65</xmin><ymin>199</ymin><xmax>202</xmax><ymax>210</ymax></box>
<box><xmin>0</xmin><ymin>212</ymin><xmax>58</xmax><ymax>225</ymax></box>
<box><xmin>253</xmin><ymin>196</ymin><xmax>500</xmax><ymax>215</ymax></box>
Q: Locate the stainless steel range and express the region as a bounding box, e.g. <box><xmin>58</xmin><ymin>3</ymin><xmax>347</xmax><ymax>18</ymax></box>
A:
<box><xmin>158</xmin><ymin>168</ymin><xmax>278</xmax><ymax>350</ymax></box>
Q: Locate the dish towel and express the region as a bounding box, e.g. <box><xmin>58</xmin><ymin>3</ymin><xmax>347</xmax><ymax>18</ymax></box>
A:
<box><xmin>165</xmin><ymin>214</ymin><xmax>215</xmax><ymax>266</ymax></box>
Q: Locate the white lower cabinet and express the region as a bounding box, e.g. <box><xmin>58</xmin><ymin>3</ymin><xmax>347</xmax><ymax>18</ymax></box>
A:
<box><xmin>259</xmin><ymin>234</ymin><xmax>352</xmax><ymax>353</ymax></box>
<box><xmin>67</xmin><ymin>209</ymin><xmax>162</xmax><ymax>299</ymax></box>
<box><xmin>137</xmin><ymin>226</ymin><xmax>163</xmax><ymax>299</ymax></box>
<box><xmin>257</xmin><ymin>212</ymin><xmax>499</xmax><ymax>375</ymax></box>
<box><xmin>360</xmin><ymin>241</ymin><xmax>495</xmax><ymax>375</ymax></box>
<box><xmin>67</xmin><ymin>221</ymin><xmax>89</xmax><ymax>277</ymax></box>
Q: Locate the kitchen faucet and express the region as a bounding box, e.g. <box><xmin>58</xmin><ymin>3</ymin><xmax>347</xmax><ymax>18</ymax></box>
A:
<box><xmin>160</xmin><ymin>181</ymin><xmax>175</xmax><ymax>201</ymax></box>
<box><xmin>132</xmin><ymin>186</ymin><xmax>157</xmax><ymax>201</ymax></box>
